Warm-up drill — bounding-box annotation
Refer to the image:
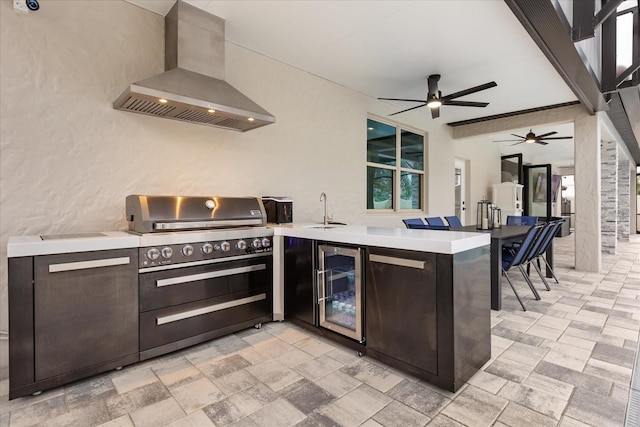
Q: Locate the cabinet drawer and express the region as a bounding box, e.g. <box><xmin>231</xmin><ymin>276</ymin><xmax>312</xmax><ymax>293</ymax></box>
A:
<box><xmin>140</xmin><ymin>289</ymin><xmax>272</xmax><ymax>351</ymax></box>
<box><xmin>33</xmin><ymin>249</ymin><xmax>138</xmax><ymax>381</ymax></box>
<box><xmin>139</xmin><ymin>258</ymin><xmax>273</xmax><ymax>312</ymax></box>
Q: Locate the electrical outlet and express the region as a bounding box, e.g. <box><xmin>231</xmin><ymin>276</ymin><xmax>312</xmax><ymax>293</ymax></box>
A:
<box><xmin>13</xmin><ymin>0</ymin><xmax>29</xmax><ymax>13</ymax></box>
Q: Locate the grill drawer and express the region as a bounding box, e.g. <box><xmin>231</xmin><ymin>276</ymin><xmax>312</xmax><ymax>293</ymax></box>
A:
<box><xmin>140</xmin><ymin>289</ymin><xmax>272</xmax><ymax>351</ymax></box>
<box><xmin>139</xmin><ymin>258</ymin><xmax>272</xmax><ymax>312</ymax></box>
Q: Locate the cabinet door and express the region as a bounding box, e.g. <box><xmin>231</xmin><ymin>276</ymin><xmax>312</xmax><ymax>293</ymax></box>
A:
<box><xmin>284</xmin><ymin>238</ymin><xmax>315</xmax><ymax>325</ymax></box>
<box><xmin>34</xmin><ymin>249</ymin><xmax>138</xmax><ymax>381</ymax></box>
<box><xmin>366</xmin><ymin>247</ymin><xmax>438</xmax><ymax>374</ymax></box>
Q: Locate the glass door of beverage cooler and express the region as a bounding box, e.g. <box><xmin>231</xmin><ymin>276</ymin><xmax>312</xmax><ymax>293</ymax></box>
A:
<box><xmin>317</xmin><ymin>245</ymin><xmax>363</xmax><ymax>342</ymax></box>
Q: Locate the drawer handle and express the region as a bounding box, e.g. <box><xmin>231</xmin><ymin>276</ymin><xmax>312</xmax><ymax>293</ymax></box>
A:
<box><xmin>155</xmin><ymin>264</ymin><xmax>267</xmax><ymax>287</ymax></box>
<box><xmin>369</xmin><ymin>254</ymin><xmax>425</xmax><ymax>270</ymax></box>
<box><xmin>49</xmin><ymin>257</ymin><xmax>130</xmax><ymax>273</ymax></box>
<box><xmin>156</xmin><ymin>293</ymin><xmax>267</xmax><ymax>325</ymax></box>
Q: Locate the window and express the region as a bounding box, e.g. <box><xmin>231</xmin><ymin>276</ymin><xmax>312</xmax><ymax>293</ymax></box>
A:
<box><xmin>366</xmin><ymin>117</ymin><xmax>425</xmax><ymax>211</ymax></box>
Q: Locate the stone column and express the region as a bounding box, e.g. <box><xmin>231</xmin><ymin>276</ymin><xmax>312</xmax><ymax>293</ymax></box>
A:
<box><xmin>617</xmin><ymin>157</ymin><xmax>630</xmax><ymax>241</ymax></box>
<box><xmin>574</xmin><ymin>113</ymin><xmax>602</xmax><ymax>272</ymax></box>
<box><xmin>600</xmin><ymin>140</ymin><xmax>618</xmax><ymax>254</ymax></box>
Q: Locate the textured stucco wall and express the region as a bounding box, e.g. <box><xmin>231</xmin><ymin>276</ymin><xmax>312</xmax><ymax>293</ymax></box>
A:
<box><xmin>0</xmin><ymin>0</ymin><xmax>465</xmax><ymax>333</ymax></box>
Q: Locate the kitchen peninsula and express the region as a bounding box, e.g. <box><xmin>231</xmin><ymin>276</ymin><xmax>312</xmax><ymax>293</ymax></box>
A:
<box><xmin>272</xmin><ymin>225</ymin><xmax>491</xmax><ymax>392</ymax></box>
<box><xmin>8</xmin><ymin>224</ymin><xmax>490</xmax><ymax>398</ymax></box>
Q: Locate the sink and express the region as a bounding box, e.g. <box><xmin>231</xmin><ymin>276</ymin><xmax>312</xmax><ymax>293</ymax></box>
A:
<box><xmin>302</xmin><ymin>224</ymin><xmax>339</xmax><ymax>229</ymax></box>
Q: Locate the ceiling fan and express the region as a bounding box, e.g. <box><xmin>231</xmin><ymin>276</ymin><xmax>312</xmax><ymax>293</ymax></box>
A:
<box><xmin>378</xmin><ymin>74</ymin><xmax>497</xmax><ymax>119</ymax></box>
<box><xmin>494</xmin><ymin>129</ymin><xmax>573</xmax><ymax>146</ymax></box>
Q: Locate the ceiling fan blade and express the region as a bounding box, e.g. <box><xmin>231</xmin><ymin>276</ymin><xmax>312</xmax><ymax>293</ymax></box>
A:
<box><xmin>493</xmin><ymin>139</ymin><xmax>523</xmax><ymax>142</ymax></box>
<box><xmin>510</xmin><ymin>141</ymin><xmax>525</xmax><ymax>146</ymax></box>
<box><xmin>510</xmin><ymin>134</ymin><xmax>526</xmax><ymax>139</ymax></box>
<box><xmin>389</xmin><ymin>103</ymin><xmax>428</xmax><ymax>116</ymax></box>
<box><xmin>535</xmin><ymin>131</ymin><xmax>557</xmax><ymax>138</ymax></box>
<box><xmin>441</xmin><ymin>81</ymin><xmax>497</xmax><ymax>101</ymax></box>
<box><xmin>535</xmin><ymin>140</ymin><xmax>549</xmax><ymax>145</ymax></box>
<box><xmin>539</xmin><ymin>136</ymin><xmax>573</xmax><ymax>140</ymax></box>
<box><xmin>430</xmin><ymin>106</ymin><xmax>440</xmax><ymax>119</ymax></box>
<box><xmin>378</xmin><ymin>97</ymin><xmax>428</xmax><ymax>103</ymax></box>
<box><xmin>427</xmin><ymin>74</ymin><xmax>440</xmax><ymax>97</ymax></box>
<box><xmin>443</xmin><ymin>100</ymin><xmax>489</xmax><ymax>108</ymax></box>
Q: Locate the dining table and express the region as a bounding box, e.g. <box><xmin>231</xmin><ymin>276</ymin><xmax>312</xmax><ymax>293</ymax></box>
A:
<box><xmin>451</xmin><ymin>224</ymin><xmax>554</xmax><ymax>310</ymax></box>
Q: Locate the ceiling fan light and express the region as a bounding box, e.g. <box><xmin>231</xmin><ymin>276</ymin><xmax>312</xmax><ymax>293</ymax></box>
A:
<box><xmin>426</xmin><ymin>97</ymin><xmax>442</xmax><ymax>109</ymax></box>
<box><xmin>524</xmin><ymin>131</ymin><xmax>536</xmax><ymax>143</ymax></box>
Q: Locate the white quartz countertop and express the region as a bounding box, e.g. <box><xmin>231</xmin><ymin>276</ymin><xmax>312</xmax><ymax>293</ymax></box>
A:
<box><xmin>7</xmin><ymin>231</ymin><xmax>140</xmax><ymax>258</ymax></box>
<box><xmin>7</xmin><ymin>224</ymin><xmax>489</xmax><ymax>257</ymax></box>
<box><xmin>273</xmin><ymin>224</ymin><xmax>490</xmax><ymax>254</ymax></box>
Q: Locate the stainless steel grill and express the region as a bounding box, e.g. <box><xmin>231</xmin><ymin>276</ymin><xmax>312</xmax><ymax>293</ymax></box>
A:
<box><xmin>126</xmin><ymin>195</ymin><xmax>272</xmax><ymax>270</ymax></box>
<box><xmin>128</xmin><ymin>195</ymin><xmax>274</xmax><ymax>361</ymax></box>
<box><xmin>126</xmin><ymin>195</ymin><xmax>266</xmax><ymax>234</ymax></box>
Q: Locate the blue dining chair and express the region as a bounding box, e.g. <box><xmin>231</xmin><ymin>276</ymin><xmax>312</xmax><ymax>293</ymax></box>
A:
<box><xmin>444</xmin><ymin>216</ymin><xmax>462</xmax><ymax>227</ymax></box>
<box><xmin>506</xmin><ymin>215</ymin><xmax>537</xmax><ymax>226</ymax></box>
<box><xmin>527</xmin><ymin>219</ymin><xmax>563</xmax><ymax>286</ymax></box>
<box><xmin>501</xmin><ymin>223</ymin><xmax>545</xmax><ymax>311</ymax></box>
<box><xmin>403</xmin><ymin>218</ymin><xmax>427</xmax><ymax>229</ymax></box>
<box><xmin>424</xmin><ymin>217</ymin><xmax>449</xmax><ymax>230</ymax></box>
<box><xmin>504</xmin><ymin>215</ymin><xmax>538</xmax><ymax>252</ymax></box>
<box><xmin>518</xmin><ymin>221</ymin><xmax>557</xmax><ymax>292</ymax></box>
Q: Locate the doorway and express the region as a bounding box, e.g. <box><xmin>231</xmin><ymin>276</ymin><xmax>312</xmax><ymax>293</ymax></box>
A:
<box><xmin>454</xmin><ymin>159</ymin><xmax>467</xmax><ymax>225</ymax></box>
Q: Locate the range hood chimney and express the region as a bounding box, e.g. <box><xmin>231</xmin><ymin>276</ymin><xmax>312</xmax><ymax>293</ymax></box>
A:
<box><xmin>114</xmin><ymin>0</ymin><xmax>275</xmax><ymax>132</ymax></box>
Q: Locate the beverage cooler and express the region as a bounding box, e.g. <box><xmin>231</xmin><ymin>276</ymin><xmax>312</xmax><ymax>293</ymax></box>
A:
<box><xmin>317</xmin><ymin>244</ymin><xmax>364</xmax><ymax>342</ymax></box>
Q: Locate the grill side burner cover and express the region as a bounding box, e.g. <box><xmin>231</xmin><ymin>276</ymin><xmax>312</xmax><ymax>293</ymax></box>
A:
<box><xmin>126</xmin><ymin>195</ymin><xmax>266</xmax><ymax>234</ymax></box>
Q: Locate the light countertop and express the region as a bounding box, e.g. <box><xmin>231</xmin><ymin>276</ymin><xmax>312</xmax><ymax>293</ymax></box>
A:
<box><xmin>7</xmin><ymin>224</ymin><xmax>489</xmax><ymax>257</ymax></box>
<box><xmin>7</xmin><ymin>231</ymin><xmax>140</xmax><ymax>258</ymax></box>
<box><xmin>272</xmin><ymin>225</ymin><xmax>489</xmax><ymax>254</ymax></box>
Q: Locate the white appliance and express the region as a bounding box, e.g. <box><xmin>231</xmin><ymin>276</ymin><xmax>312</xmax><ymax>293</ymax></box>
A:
<box><xmin>492</xmin><ymin>182</ymin><xmax>524</xmax><ymax>217</ymax></box>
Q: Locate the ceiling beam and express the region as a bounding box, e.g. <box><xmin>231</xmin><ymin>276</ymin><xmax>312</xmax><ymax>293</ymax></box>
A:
<box><xmin>594</xmin><ymin>0</ymin><xmax>625</xmax><ymax>29</ymax></box>
<box><xmin>504</xmin><ymin>0</ymin><xmax>608</xmax><ymax>115</ymax></box>
<box><xmin>606</xmin><ymin>89</ymin><xmax>640</xmax><ymax>164</ymax></box>
<box><xmin>572</xmin><ymin>0</ymin><xmax>596</xmax><ymax>42</ymax></box>
<box><xmin>572</xmin><ymin>0</ymin><xmax>625</xmax><ymax>42</ymax></box>
<box><xmin>447</xmin><ymin>101</ymin><xmax>580</xmax><ymax>127</ymax></box>
<box><xmin>451</xmin><ymin>103</ymin><xmax>584</xmax><ymax>140</ymax></box>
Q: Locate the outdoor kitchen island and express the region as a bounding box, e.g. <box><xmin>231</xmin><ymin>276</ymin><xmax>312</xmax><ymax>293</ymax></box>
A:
<box><xmin>272</xmin><ymin>225</ymin><xmax>491</xmax><ymax>392</ymax></box>
<box><xmin>7</xmin><ymin>223</ymin><xmax>490</xmax><ymax>399</ymax></box>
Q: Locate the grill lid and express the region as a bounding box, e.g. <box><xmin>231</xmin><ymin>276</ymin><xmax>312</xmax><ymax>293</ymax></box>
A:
<box><xmin>126</xmin><ymin>195</ymin><xmax>266</xmax><ymax>234</ymax></box>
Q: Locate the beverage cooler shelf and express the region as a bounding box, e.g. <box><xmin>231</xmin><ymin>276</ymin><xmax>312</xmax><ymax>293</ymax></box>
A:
<box><xmin>327</xmin><ymin>290</ymin><xmax>357</xmax><ymax>330</ymax></box>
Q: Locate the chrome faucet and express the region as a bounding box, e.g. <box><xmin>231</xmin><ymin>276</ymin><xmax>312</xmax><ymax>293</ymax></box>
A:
<box><xmin>320</xmin><ymin>192</ymin><xmax>329</xmax><ymax>225</ymax></box>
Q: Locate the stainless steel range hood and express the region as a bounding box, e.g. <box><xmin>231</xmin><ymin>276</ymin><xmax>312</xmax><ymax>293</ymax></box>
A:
<box><xmin>114</xmin><ymin>0</ymin><xmax>275</xmax><ymax>132</ymax></box>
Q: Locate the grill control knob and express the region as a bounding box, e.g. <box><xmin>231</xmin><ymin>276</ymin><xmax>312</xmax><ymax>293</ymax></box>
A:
<box><xmin>220</xmin><ymin>241</ymin><xmax>231</xmax><ymax>252</ymax></box>
<box><xmin>146</xmin><ymin>248</ymin><xmax>160</xmax><ymax>260</ymax></box>
<box><xmin>161</xmin><ymin>247</ymin><xmax>173</xmax><ymax>258</ymax></box>
<box><xmin>252</xmin><ymin>239</ymin><xmax>262</xmax><ymax>249</ymax></box>
<box><xmin>236</xmin><ymin>240</ymin><xmax>247</xmax><ymax>250</ymax></box>
<box><xmin>261</xmin><ymin>238</ymin><xmax>271</xmax><ymax>248</ymax></box>
<box><xmin>182</xmin><ymin>245</ymin><xmax>194</xmax><ymax>256</ymax></box>
<box><xmin>201</xmin><ymin>243</ymin><xmax>213</xmax><ymax>254</ymax></box>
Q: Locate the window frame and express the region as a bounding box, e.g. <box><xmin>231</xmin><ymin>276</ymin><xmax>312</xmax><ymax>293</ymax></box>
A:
<box><xmin>366</xmin><ymin>115</ymin><xmax>427</xmax><ymax>213</ymax></box>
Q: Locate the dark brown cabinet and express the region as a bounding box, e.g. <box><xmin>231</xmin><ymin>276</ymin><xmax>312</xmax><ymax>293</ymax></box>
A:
<box><xmin>9</xmin><ymin>249</ymin><xmax>139</xmax><ymax>398</ymax></box>
<box><xmin>366</xmin><ymin>247</ymin><xmax>438</xmax><ymax>375</ymax></box>
<box><xmin>283</xmin><ymin>237</ymin><xmax>315</xmax><ymax>325</ymax></box>
<box><xmin>365</xmin><ymin>245</ymin><xmax>491</xmax><ymax>392</ymax></box>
